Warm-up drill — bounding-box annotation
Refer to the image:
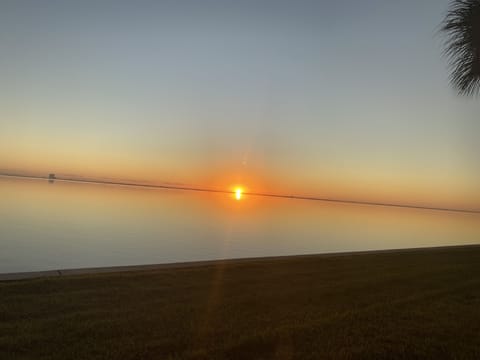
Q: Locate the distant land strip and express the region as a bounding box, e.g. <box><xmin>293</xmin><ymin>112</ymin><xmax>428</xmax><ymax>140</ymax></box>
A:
<box><xmin>1</xmin><ymin>173</ymin><xmax>479</xmax><ymax>215</ymax></box>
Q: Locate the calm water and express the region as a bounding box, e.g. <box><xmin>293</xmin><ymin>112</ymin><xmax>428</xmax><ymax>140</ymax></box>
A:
<box><xmin>1</xmin><ymin>177</ymin><xmax>479</xmax><ymax>273</ymax></box>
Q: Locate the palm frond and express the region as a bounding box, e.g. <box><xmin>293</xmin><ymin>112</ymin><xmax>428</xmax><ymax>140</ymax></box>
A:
<box><xmin>442</xmin><ymin>0</ymin><xmax>480</xmax><ymax>96</ymax></box>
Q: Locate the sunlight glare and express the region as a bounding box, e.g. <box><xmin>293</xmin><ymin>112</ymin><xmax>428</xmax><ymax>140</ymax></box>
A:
<box><xmin>235</xmin><ymin>188</ymin><xmax>242</xmax><ymax>201</ymax></box>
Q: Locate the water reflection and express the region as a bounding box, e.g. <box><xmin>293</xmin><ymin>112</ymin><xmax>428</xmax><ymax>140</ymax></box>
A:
<box><xmin>0</xmin><ymin>177</ymin><xmax>479</xmax><ymax>273</ymax></box>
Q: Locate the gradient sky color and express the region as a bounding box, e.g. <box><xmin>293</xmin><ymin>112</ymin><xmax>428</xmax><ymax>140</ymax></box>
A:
<box><xmin>1</xmin><ymin>0</ymin><xmax>479</xmax><ymax>208</ymax></box>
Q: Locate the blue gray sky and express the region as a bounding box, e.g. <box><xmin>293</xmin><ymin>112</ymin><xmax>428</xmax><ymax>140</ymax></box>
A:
<box><xmin>0</xmin><ymin>0</ymin><xmax>479</xmax><ymax>206</ymax></box>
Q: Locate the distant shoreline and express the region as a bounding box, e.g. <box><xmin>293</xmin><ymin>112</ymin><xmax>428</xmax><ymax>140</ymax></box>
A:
<box><xmin>2</xmin><ymin>243</ymin><xmax>479</xmax><ymax>281</ymax></box>
<box><xmin>2</xmin><ymin>172</ymin><xmax>479</xmax><ymax>215</ymax></box>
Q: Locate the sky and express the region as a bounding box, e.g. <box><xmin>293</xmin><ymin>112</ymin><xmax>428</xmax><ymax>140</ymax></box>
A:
<box><xmin>0</xmin><ymin>0</ymin><xmax>479</xmax><ymax>208</ymax></box>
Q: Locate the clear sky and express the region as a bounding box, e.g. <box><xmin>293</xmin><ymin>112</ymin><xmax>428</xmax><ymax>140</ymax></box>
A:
<box><xmin>1</xmin><ymin>0</ymin><xmax>479</xmax><ymax>208</ymax></box>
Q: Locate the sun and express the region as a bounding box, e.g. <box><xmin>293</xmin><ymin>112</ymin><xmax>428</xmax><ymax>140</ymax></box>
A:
<box><xmin>230</xmin><ymin>184</ymin><xmax>248</xmax><ymax>201</ymax></box>
<box><xmin>234</xmin><ymin>187</ymin><xmax>243</xmax><ymax>201</ymax></box>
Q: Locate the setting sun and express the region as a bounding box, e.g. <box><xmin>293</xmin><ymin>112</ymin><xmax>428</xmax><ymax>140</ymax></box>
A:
<box><xmin>235</xmin><ymin>188</ymin><xmax>243</xmax><ymax>200</ymax></box>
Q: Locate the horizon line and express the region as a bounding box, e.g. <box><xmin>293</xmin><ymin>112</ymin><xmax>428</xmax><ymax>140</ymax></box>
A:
<box><xmin>1</xmin><ymin>172</ymin><xmax>479</xmax><ymax>215</ymax></box>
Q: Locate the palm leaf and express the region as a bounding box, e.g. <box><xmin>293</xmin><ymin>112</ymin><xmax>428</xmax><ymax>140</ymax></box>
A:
<box><xmin>442</xmin><ymin>0</ymin><xmax>480</xmax><ymax>96</ymax></box>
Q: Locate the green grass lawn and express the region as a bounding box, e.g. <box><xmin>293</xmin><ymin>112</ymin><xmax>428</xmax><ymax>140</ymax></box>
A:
<box><xmin>2</xmin><ymin>246</ymin><xmax>480</xmax><ymax>359</ymax></box>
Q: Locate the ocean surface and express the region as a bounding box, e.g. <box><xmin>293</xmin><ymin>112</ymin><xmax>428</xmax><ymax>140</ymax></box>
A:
<box><xmin>1</xmin><ymin>176</ymin><xmax>479</xmax><ymax>273</ymax></box>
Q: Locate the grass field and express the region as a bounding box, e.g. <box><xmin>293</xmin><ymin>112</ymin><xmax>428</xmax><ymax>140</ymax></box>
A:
<box><xmin>1</xmin><ymin>246</ymin><xmax>480</xmax><ymax>359</ymax></box>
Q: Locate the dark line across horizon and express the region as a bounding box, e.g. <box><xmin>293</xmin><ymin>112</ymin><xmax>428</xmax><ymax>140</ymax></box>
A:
<box><xmin>1</xmin><ymin>173</ymin><xmax>479</xmax><ymax>215</ymax></box>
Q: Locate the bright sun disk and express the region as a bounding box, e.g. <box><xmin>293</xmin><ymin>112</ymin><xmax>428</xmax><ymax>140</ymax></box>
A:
<box><xmin>235</xmin><ymin>188</ymin><xmax>242</xmax><ymax>200</ymax></box>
